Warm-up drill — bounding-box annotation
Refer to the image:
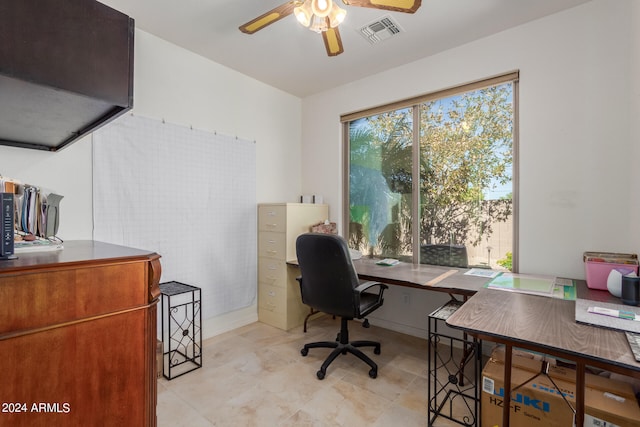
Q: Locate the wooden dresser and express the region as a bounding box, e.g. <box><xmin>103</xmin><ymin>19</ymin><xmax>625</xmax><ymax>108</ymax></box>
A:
<box><xmin>0</xmin><ymin>240</ymin><xmax>161</xmax><ymax>426</ymax></box>
<box><xmin>258</xmin><ymin>203</ymin><xmax>328</xmax><ymax>330</ymax></box>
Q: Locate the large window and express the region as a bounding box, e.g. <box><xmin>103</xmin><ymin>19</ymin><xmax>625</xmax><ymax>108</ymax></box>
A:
<box><xmin>342</xmin><ymin>73</ymin><xmax>518</xmax><ymax>271</ymax></box>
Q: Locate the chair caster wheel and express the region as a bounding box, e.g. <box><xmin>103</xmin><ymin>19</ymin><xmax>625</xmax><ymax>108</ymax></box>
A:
<box><xmin>301</xmin><ymin>348</ymin><xmax>309</xmax><ymax>356</ymax></box>
<box><xmin>362</xmin><ymin>318</ymin><xmax>370</xmax><ymax>328</ymax></box>
<box><xmin>317</xmin><ymin>370</ymin><xmax>325</xmax><ymax>380</ymax></box>
<box><xmin>374</xmin><ymin>347</ymin><xmax>381</xmax><ymax>355</ymax></box>
<box><xmin>369</xmin><ymin>369</ymin><xmax>377</xmax><ymax>379</ymax></box>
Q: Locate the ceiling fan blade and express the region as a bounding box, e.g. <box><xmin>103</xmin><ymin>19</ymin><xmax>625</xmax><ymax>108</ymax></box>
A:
<box><xmin>239</xmin><ymin>2</ymin><xmax>298</xmax><ymax>34</ymax></box>
<box><xmin>322</xmin><ymin>26</ymin><xmax>344</xmax><ymax>57</ymax></box>
<box><xmin>342</xmin><ymin>0</ymin><xmax>421</xmax><ymax>14</ymax></box>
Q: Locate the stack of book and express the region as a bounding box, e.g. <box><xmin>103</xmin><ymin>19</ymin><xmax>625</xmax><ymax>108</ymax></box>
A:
<box><xmin>14</xmin><ymin>237</ymin><xmax>63</xmax><ymax>253</ymax></box>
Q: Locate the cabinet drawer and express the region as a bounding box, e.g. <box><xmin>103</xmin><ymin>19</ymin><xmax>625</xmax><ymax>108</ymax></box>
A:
<box><xmin>258</xmin><ymin>205</ymin><xmax>286</xmax><ymax>232</ymax></box>
<box><xmin>258</xmin><ymin>283</ymin><xmax>286</xmax><ymax>314</ymax></box>
<box><xmin>258</xmin><ymin>231</ymin><xmax>286</xmax><ymax>259</ymax></box>
<box><xmin>258</xmin><ymin>258</ymin><xmax>286</xmax><ymax>286</ymax></box>
<box><xmin>258</xmin><ymin>308</ymin><xmax>287</xmax><ymax>330</ymax></box>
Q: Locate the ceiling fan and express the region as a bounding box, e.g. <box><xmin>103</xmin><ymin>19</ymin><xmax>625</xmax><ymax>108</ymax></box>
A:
<box><xmin>239</xmin><ymin>0</ymin><xmax>421</xmax><ymax>57</ymax></box>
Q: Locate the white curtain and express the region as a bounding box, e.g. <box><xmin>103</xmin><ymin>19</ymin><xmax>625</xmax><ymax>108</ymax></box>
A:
<box><xmin>92</xmin><ymin>114</ymin><xmax>257</xmax><ymax>319</ymax></box>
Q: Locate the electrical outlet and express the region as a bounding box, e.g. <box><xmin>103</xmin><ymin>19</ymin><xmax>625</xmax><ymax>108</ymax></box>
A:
<box><xmin>402</xmin><ymin>292</ymin><xmax>410</xmax><ymax>305</ymax></box>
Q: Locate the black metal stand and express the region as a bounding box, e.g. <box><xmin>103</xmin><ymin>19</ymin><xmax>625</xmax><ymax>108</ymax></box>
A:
<box><xmin>160</xmin><ymin>281</ymin><xmax>202</xmax><ymax>380</ymax></box>
<box><xmin>427</xmin><ymin>298</ymin><xmax>481</xmax><ymax>427</ymax></box>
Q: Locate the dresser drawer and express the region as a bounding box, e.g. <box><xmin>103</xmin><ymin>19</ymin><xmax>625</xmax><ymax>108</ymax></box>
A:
<box><xmin>0</xmin><ymin>262</ymin><xmax>147</xmax><ymax>334</ymax></box>
<box><xmin>258</xmin><ymin>231</ymin><xmax>286</xmax><ymax>259</ymax></box>
<box><xmin>258</xmin><ymin>205</ymin><xmax>286</xmax><ymax>232</ymax></box>
<box><xmin>258</xmin><ymin>258</ymin><xmax>287</xmax><ymax>286</ymax></box>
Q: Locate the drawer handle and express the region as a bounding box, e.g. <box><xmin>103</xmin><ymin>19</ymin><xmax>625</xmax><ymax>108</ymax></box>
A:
<box><xmin>267</xmin><ymin>250</ymin><xmax>277</xmax><ymax>255</ymax></box>
<box><xmin>268</xmin><ymin>239</ymin><xmax>276</xmax><ymax>244</ymax></box>
<box><xmin>266</xmin><ymin>223</ymin><xmax>278</xmax><ymax>228</ymax></box>
<box><xmin>268</xmin><ymin>290</ymin><xmax>276</xmax><ymax>297</ymax></box>
<box><xmin>266</xmin><ymin>275</ymin><xmax>276</xmax><ymax>281</ymax></box>
<box><xmin>267</xmin><ymin>211</ymin><xmax>276</xmax><ymax>216</ymax></box>
<box><xmin>268</xmin><ymin>265</ymin><xmax>277</xmax><ymax>270</ymax></box>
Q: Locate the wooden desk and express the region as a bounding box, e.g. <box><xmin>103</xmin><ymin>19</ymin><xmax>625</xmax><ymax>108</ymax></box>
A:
<box><xmin>290</xmin><ymin>257</ymin><xmax>490</xmax><ymax>295</ymax></box>
<box><xmin>289</xmin><ymin>257</ymin><xmax>490</xmax><ymax>333</ymax></box>
<box><xmin>446</xmin><ymin>285</ymin><xmax>640</xmax><ymax>426</ymax></box>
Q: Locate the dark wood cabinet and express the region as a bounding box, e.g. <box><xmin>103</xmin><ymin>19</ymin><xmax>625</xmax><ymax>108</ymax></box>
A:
<box><xmin>0</xmin><ymin>0</ymin><xmax>134</xmax><ymax>151</ymax></box>
<box><xmin>0</xmin><ymin>241</ymin><xmax>161</xmax><ymax>426</ymax></box>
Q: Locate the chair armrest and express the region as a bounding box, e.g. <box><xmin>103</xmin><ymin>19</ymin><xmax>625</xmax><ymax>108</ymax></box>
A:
<box><xmin>354</xmin><ymin>281</ymin><xmax>388</xmax><ymax>294</ymax></box>
<box><xmin>354</xmin><ymin>281</ymin><xmax>388</xmax><ymax>318</ymax></box>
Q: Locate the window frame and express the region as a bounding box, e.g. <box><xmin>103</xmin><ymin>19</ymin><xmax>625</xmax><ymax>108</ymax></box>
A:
<box><xmin>341</xmin><ymin>71</ymin><xmax>520</xmax><ymax>271</ymax></box>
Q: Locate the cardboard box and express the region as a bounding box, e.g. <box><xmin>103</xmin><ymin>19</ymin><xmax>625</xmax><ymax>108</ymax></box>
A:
<box><xmin>482</xmin><ymin>348</ymin><xmax>640</xmax><ymax>426</ymax></box>
<box><xmin>490</xmin><ymin>347</ymin><xmax>638</xmax><ymax>399</ymax></box>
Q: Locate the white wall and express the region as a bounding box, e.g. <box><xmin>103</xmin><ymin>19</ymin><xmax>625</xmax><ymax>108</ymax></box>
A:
<box><xmin>131</xmin><ymin>32</ymin><xmax>303</xmax><ymax>336</ymax></box>
<box><xmin>0</xmin><ymin>136</ymin><xmax>94</xmax><ymax>240</ymax></box>
<box><xmin>0</xmin><ymin>29</ymin><xmax>303</xmax><ymax>338</ymax></box>
<box><xmin>300</xmin><ymin>0</ymin><xmax>639</xmax><ymax>337</ymax></box>
<box><xmin>132</xmin><ymin>32</ymin><xmax>303</xmax><ymax>206</ymax></box>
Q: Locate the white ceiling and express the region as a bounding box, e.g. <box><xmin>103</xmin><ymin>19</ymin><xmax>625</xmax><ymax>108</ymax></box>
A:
<box><xmin>97</xmin><ymin>0</ymin><xmax>592</xmax><ymax>98</ymax></box>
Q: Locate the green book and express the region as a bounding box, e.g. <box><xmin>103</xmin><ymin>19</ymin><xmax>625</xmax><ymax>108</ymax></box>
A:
<box><xmin>376</xmin><ymin>258</ymin><xmax>399</xmax><ymax>266</ymax></box>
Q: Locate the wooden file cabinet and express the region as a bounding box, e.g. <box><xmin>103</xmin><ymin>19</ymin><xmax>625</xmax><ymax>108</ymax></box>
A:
<box><xmin>0</xmin><ymin>241</ymin><xmax>161</xmax><ymax>427</ymax></box>
<box><xmin>258</xmin><ymin>203</ymin><xmax>328</xmax><ymax>330</ymax></box>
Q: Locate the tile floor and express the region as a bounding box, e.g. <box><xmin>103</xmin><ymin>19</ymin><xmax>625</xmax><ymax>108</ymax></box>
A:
<box><xmin>157</xmin><ymin>315</ymin><xmax>474</xmax><ymax>426</ymax></box>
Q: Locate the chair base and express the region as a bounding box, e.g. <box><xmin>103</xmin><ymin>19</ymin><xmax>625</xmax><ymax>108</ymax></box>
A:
<box><xmin>300</xmin><ymin>317</ymin><xmax>381</xmax><ymax>380</ymax></box>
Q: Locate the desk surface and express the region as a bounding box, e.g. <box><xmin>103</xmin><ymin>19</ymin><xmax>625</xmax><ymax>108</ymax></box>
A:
<box><xmin>352</xmin><ymin>258</ymin><xmax>489</xmax><ymax>295</ymax></box>
<box><xmin>288</xmin><ymin>257</ymin><xmax>491</xmax><ymax>296</ymax></box>
<box><xmin>446</xmin><ymin>286</ymin><xmax>640</xmax><ymax>379</ymax></box>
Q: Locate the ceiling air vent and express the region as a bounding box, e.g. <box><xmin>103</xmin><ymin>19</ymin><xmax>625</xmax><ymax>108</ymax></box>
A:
<box><xmin>359</xmin><ymin>15</ymin><xmax>403</xmax><ymax>45</ymax></box>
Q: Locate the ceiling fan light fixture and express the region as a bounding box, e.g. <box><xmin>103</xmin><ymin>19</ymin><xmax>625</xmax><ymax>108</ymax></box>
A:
<box><xmin>309</xmin><ymin>15</ymin><xmax>329</xmax><ymax>33</ymax></box>
<box><xmin>311</xmin><ymin>0</ymin><xmax>332</xmax><ymax>18</ymax></box>
<box><xmin>293</xmin><ymin>0</ymin><xmax>345</xmax><ymax>32</ymax></box>
<box><xmin>328</xmin><ymin>4</ymin><xmax>347</xmax><ymax>28</ymax></box>
<box><xmin>239</xmin><ymin>0</ymin><xmax>422</xmax><ymax>57</ymax></box>
<box><xmin>294</xmin><ymin>2</ymin><xmax>313</xmax><ymax>27</ymax></box>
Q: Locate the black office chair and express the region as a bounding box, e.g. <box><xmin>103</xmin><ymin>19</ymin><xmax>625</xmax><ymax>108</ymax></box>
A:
<box><xmin>420</xmin><ymin>243</ymin><xmax>468</xmax><ymax>268</ymax></box>
<box><xmin>296</xmin><ymin>232</ymin><xmax>388</xmax><ymax>380</ymax></box>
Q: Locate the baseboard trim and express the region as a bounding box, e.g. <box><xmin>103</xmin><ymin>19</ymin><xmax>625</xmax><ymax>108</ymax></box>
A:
<box><xmin>366</xmin><ymin>316</ymin><xmax>427</xmax><ymax>339</ymax></box>
<box><xmin>201</xmin><ymin>304</ymin><xmax>258</xmax><ymax>340</ymax></box>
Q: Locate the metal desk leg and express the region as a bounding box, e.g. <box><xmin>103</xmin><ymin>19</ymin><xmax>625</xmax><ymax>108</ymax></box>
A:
<box><xmin>428</xmin><ymin>300</ymin><xmax>480</xmax><ymax>426</ymax></box>
<box><xmin>502</xmin><ymin>345</ymin><xmax>512</xmax><ymax>426</ymax></box>
<box><xmin>576</xmin><ymin>362</ymin><xmax>586</xmax><ymax>427</ymax></box>
<box><xmin>459</xmin><ymin>295</ymin><xmax>470</xmax><ymax>386</ymax></box>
